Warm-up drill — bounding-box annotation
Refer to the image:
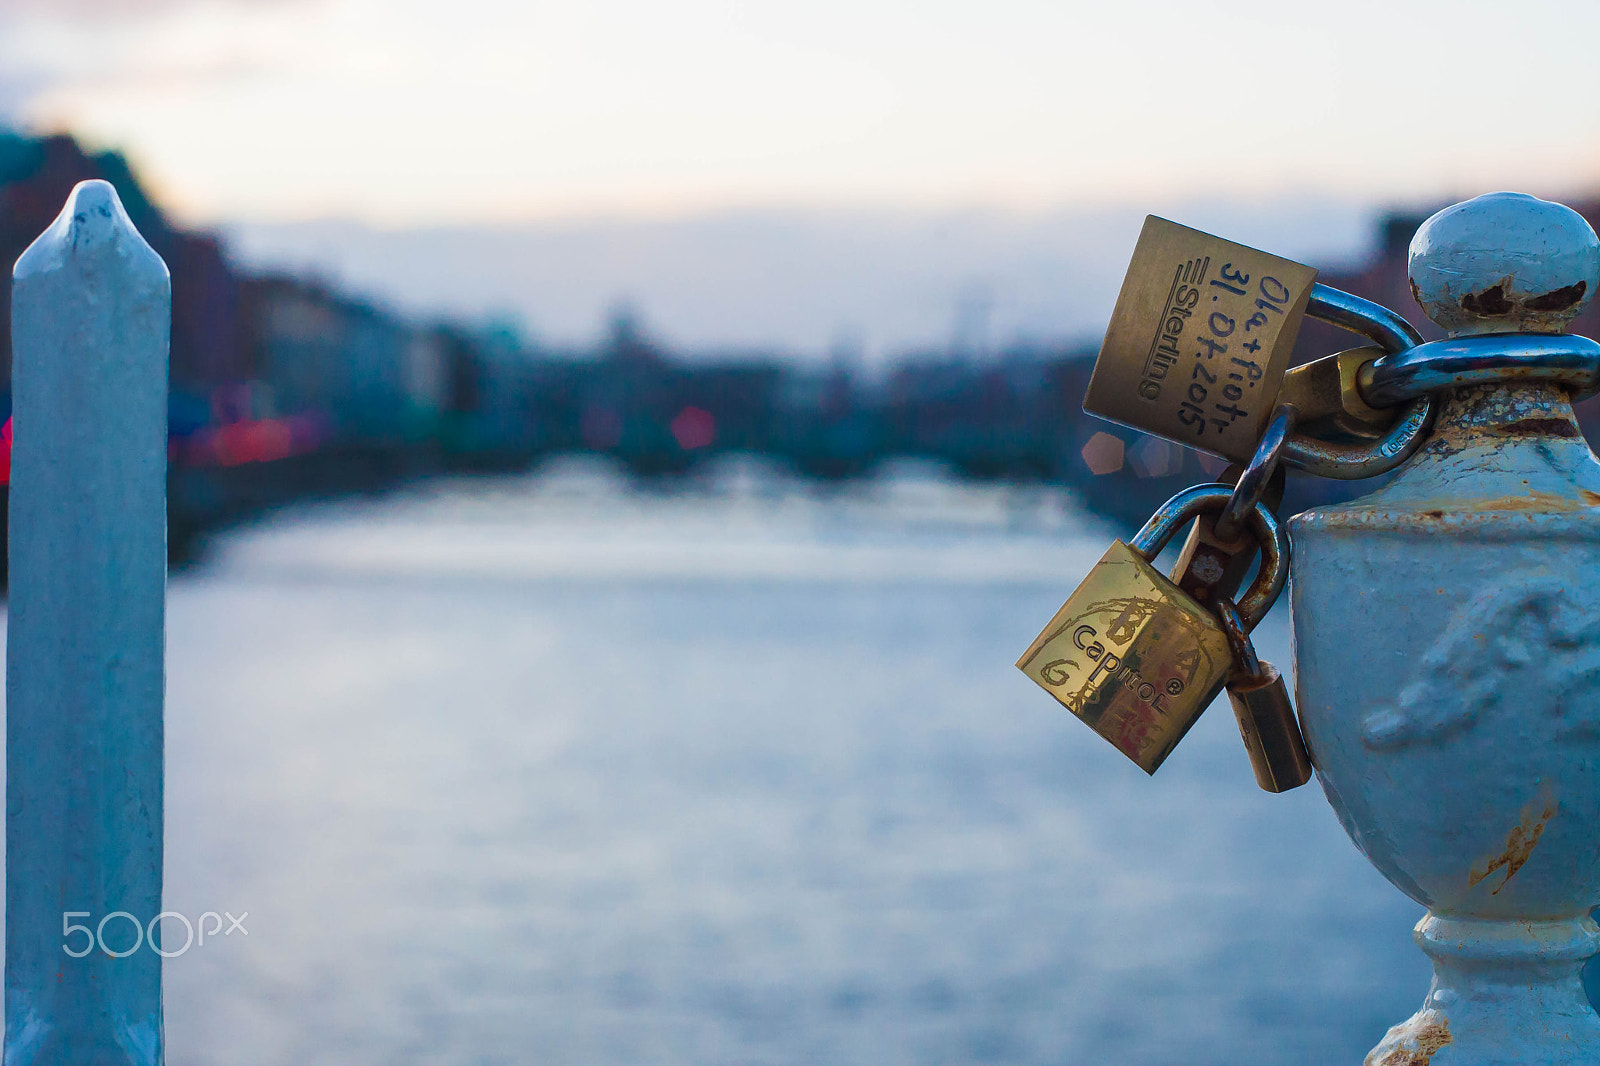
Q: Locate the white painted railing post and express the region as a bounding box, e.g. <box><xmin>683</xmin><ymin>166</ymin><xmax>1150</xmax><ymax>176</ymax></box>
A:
<box><xmin>5</xmin><ymin>180</ymin><xmax>170</xmax><ymax>1063</ymax></box>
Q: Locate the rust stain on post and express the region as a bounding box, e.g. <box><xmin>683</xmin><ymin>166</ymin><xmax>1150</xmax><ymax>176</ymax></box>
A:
<box><xmin>1494</xmin><ymin>417</ymin><xmax>1580</xmax><ymax>438</ymax></box>
<box><xmin>1464</xmin><ymin>492</ymin><xmax>1588</xmax><ymax>512</ymax></box>
<box><xmin>1468</xmin><ymin>802</ymin><xmax>1558</xmax><ymax>894</ymax></box>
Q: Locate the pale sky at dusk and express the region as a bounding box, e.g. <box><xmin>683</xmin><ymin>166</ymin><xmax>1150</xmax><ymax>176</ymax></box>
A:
<box><xmin>5</xmin><ymin>0</ymin><xmax>1600</xmax><ymax>226</ymax></box>
<box><xmin>3</xmin><ymin>0</ymin><xmax>1600</xmax><ymax>354</ymax></box>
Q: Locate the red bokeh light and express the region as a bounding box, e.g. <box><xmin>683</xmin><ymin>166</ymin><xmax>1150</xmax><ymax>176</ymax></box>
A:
<box><xmin>670</xmin><ymin>406</ymin><xmax>716</xmax><ymax>450</ymax></box>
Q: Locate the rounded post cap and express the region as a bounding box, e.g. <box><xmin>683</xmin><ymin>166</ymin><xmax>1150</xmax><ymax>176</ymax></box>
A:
<box><xmin>1408</xmin><ymin>191</ymin><xmax>1599</xmax><ymax>336</ymax></box>
<box><xmin>13</xmin><ymin>178</ymin><xmax>167</xmax><ymax>287</ymax></box>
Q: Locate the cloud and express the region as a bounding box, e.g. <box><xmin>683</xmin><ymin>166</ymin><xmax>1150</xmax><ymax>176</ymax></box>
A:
<box><xmin>0</xmin><ymin>0</ymin><xmax>306</xmax><ymax>127</ymax></box>
<box><xmin>0</xmin><ymin>0</ymin><xmax>297</xmax><ymax>12</ymax></box>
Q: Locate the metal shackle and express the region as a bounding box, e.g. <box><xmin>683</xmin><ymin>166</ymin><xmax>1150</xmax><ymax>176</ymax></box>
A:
<box><xmin>1305</xmin><ymin>283</ymin><xmax>1422</xmax><ymax>355</ymax></box>
<box><xmin>1214</xmin><ymin>403</ymin><xmax>1295</xmax><ymax>543</ymax></box>
<box><xmin>1212</xmin><ymin>595</ymin><xmax>1264</xmax><ymax>677</ymax></box>
<box><xmin>1128</xmin><ymin>484</ymin><xmax>1287</xmax><ymax>629</ymax></box>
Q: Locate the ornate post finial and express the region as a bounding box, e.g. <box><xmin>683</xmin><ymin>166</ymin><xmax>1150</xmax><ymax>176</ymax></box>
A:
<box><xmin>1408</xmin><ymin>191</ymin><xmax>1600</xmax><ymax>336</ymax></box>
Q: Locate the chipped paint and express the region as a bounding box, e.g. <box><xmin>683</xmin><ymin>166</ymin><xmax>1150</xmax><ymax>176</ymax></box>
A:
<box><xmin>1527</xmin><ymin>279</ymin><xmax>1589</xmax><ymax>312</ymax></box>
<box><xmin>1301</xmin><ymin>383</ymin><xmax>1600</xmax><ymax>528</ymax></box>
<box><xmin>1457</xmin><ymin>277</ymin><xmax>1591</xmax><ymax>318</ymax></box>
<box><xmin>1494</xmin><ymin>417</ymin><xmax>1581</xmax><ymax>438</ymax></box>
<box><xmin>1365</xmin><ymin>1010</ymin><xmax>1453</xmax><ymax>1066</ymax></box>
<box><xmin>1460</xmin><ymin>275</ymin><xmax>1516</xmax><ymax>317</ymax></box>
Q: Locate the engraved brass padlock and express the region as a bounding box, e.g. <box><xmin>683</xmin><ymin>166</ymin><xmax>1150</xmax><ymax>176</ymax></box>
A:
<box><xmin>1214</xmin><ymin>596</ymin><xmax>1312</xmax><ymax>794</ymax></box>
<box><xmin>1085</xmin><ymin>217</ymin><xmax>1319</xmax><ymax>464</ymax></box>
<box><xmin>1016</xmin><ymin>484</ymin><xmax>1288</xmax><ymax>774</ymax></box>
<box><xmin>1277</xmin><ymin>345</ymin><xmax>1393</xmax><ymax>438</ymax></box>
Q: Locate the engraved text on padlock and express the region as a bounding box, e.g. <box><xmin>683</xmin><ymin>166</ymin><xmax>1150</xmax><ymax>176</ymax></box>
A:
<box><xmin>1085</xmin><ymin>217</ymin><xmax>1318</xmax><ymax>464</ymax></box>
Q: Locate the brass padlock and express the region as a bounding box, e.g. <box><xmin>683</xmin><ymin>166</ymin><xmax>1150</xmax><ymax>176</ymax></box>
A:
<box><xmin>1277</xmin><ymin>345</ymin><xmax>1393</xmax><ymax>438</ymax></box>
<box><xmin>1017</xmin><ymin>484</ymin><xmax>1288</xmax><ymax>774</ymax></box>
<box><xmin>1214</xmin><ymin>596</ymin><xmax>1312</xmax><ymax>793</ymax></box>
<box><xmin>1085</xmin><ymin>217</ymin><xmax>1319</xmax><ymax>464</ymax></box>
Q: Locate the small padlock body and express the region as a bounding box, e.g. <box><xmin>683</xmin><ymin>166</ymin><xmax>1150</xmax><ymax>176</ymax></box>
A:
<box><xmin>1017</xmin><ymin>540</ymin><xmax>1233</xmax><ymax>773</ymax></box>
<box><xmin>1226</xmin><ymin>661</ymin><xmax>1312</xmax><ymax>793</ymax></box>
<box><xmin>1169</xmin><ymin>466</ymin><xmax>1284</xmax><ymax>609</ymax></box>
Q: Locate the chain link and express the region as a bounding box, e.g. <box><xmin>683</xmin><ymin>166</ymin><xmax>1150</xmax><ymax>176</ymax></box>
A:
<box><xmin>1128</xmin><ymin>282</ymin><xmax>1596</xmax><ymax>631</ymax></box>
<box><xmin>1276</xmin><ymin>283</ymin><xmax>1597</xmax><ymax>479</ymax></box>
<box><xmin>1361</xmin><ymin>333</ymin><xmax>1600</xmax><ymax>406</ymax></box>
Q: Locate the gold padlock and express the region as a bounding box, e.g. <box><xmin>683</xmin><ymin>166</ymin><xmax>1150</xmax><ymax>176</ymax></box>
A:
<box><xmin>1016</xmin><ymin>485</ymin><xmax>1288</xmax><ymax>774</ymax></box>
<box><xmin>1214</xmin><ymin>597</ymin><xmax>1313</xmax><ymax>794</ymax></box>
<box><xmin>1085</xmin><ymin>217</ymin><xmax>1319</xmax><ymax>464</ymax></box>
<box><xmin>1278</xmin><ymin>345</ymin><xmax>1393</xmax><ymax>437</ymax></box>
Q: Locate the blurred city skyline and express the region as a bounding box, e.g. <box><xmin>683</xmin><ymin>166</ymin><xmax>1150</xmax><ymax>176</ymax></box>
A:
<box><xmin>3</xmin><ymin>0</ymin><xmax>1600</xmax><ymax>353</ymax></box>
<box><xmin>221</xmin><ymin>193</ymin><xmax>1379</xmax><ymax>358</ymax></box>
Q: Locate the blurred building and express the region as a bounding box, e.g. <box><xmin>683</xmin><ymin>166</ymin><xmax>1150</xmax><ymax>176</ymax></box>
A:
<box><xmin>5</xmin><ymin>129</ymin><xmax>1600</xmax><ymax>557</ymax></box>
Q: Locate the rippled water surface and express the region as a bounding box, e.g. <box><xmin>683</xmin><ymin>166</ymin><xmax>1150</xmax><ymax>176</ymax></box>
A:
<box><xmin>145</xmin><ymin>458</ymin><xmax>1428</xmax><ymax>1064</ymax></box>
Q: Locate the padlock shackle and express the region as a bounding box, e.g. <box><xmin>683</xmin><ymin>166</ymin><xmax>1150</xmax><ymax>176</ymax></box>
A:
<box><xmin>1129</xmin><ymin>484</ymin><xmax>1286</xmax><ymax>629</ymax></box>
<box><xmin>1214</xmin><ymin>404</ymin><xmax>1296</xmax><ymax>544</ymax></box>
<box><xmin>1306</xmin><ymin>283</ymin><xmax>1422</xmax><ymax>356</ymax></box>
<box><xmin>1213</xmin><ymin>596</ymin><xmax>1263</xmax><ymax>679</ymax></box>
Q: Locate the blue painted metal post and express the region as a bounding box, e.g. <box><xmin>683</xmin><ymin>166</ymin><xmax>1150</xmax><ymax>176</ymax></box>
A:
<box><xmin>5</xmin><ymin>180</ymin><xmax>170</xmax><ymax>1064</ymax></box>
<box><xmin>1293</xmin><ymin>194</ymin><xmax>1600</xmax><ymax>1064</ymax></box>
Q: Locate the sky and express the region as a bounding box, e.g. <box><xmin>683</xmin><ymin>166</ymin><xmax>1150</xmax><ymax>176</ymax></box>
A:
<box><xmin>4</xmin><ymin>0</ymin><xmax>1600</xmax><ymax>354</ymax></box>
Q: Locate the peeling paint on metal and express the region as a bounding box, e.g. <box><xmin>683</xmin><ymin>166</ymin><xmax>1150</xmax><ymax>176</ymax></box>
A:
<box><xmin>1527</xmin><ymin>279</ymin><xmax>1588</xmax><ymax>312</ymax></box>
<box><xmin>1365</xmin><ymin>1009</ymin><xmax>1453</xmax><ymax>1066</ymax></box>
<box><xmin>1460</xmin><ymin>275</ymin><xmax>1516</xmax><ymax>317</ymax></box>
<box><xmin>1408</xmin><ymin>191</ymin><xmax>1600</xmax><ymax>334</ymax></box>
<box><xmin>1302</xmin><ymin>383</ymin><xmax>1600</xmax><ymax>530</ymax></box>
<box><xmin>1495</xmin><ymin>417</ymin><xmax>1581</xmax><ymax>438</ymax></box>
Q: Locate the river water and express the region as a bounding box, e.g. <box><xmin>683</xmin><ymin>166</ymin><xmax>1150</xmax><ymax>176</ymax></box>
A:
<box><xmin>151</xmin><ymin>456</ymin><xmax>1428</xmax><ymax>1064</ymax></box>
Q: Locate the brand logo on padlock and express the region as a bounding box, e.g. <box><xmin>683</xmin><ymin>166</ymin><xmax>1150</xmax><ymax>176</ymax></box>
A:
<box><xmin>1036</xmin><ymin>620</ymin><xmax>1188</xmax><ymax>703</ymax></box>
<box><xmin>1017</xmin><ymin>540</ymin><xmax>1232</xmax><ymax>773</ymax></box>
